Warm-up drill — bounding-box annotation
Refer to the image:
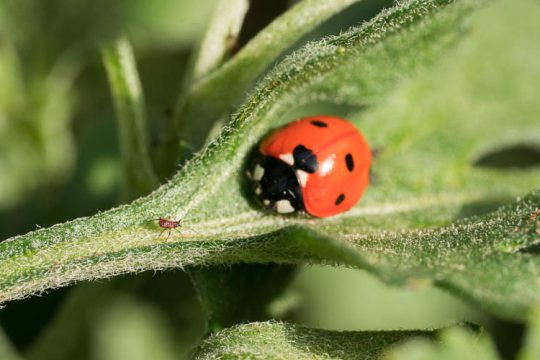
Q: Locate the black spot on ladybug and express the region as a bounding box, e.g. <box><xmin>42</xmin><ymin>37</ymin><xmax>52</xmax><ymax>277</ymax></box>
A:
<box><xmin>293</xmin><ymin>145</ymin><xmax>318</xmax><ymax>174</ymax></box>
<box><xmin>310</xmin><ymin>120</ymin><xmax>328</xmax><ymax>128</ymax></box>
<box><xmin>345</xmin><ymin>153</ymin><xmax>354</xmax><ymax>172</ymax></box>
<box><xmin>335</xmin><ymin>194</ymin><xmax>345</xmax><ymax>205</ymax></box>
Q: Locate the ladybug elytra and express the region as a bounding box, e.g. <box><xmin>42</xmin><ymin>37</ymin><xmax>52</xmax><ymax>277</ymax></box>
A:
<box><xmin>248</xmin><ymin>116</ymin><xmax>372</xmax><ymax>217</ymax></box>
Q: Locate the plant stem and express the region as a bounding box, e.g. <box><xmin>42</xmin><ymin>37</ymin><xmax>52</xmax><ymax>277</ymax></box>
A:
<box><xmin>102</xmin><ymin>37</ymin><xmax>159</xmax><ymax>201</ymax></box>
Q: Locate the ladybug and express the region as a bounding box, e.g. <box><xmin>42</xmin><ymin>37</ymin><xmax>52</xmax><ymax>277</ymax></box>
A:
<box><xmin>248</xmin><ymin>116</ymin><xmax>372</xmax><ymax>218</ymax></box>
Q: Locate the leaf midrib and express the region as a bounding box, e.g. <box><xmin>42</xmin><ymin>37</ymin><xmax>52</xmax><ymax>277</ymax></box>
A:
<box><xmin>0</xmin><ymin>191</ymin><xmax>493</xmax><ymax>279</ymax></box>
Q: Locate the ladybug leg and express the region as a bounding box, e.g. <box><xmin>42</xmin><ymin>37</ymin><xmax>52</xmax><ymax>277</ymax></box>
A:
<box><xmin>371</xmin><ymin>147</ymin><xmax>381</xmax><ymax>158</ymax></box>
<box><xmin>158</xmin><ymin>229</ymin><xmax>167</xmax><ymax>239</ymax></box>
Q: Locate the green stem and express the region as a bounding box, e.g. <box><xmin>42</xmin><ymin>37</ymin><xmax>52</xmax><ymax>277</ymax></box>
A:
<box><xmin>190</xmin><ymin>0</ymin><xmax>249</xmax><ymax>83</ymax></box>
<box><xmin>189</xmin><ymin>264</ymin><xmax>297</xmax><ymax>333</ymax></box>
<box><xmin>102</xmin><ymin>37</ymin><xmax>159</xmax><ymax>200</ymax></box>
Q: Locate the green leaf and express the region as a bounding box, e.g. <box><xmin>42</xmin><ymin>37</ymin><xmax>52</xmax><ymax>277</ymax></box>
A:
<box><xmin>382</xmin><ymin>327</ymin><xmax>498</xmax><ymax>360</ymax></box>
<box><xmin>102</xmin><ymin>37</ymin><xmax>159</xmax><ymax>200</ymax></box>
<box><xmin>157</xmin><ymin>0</ymin><xmax>369</xmax><ymax>174</ymax></box>
<box><xmin>0</xmin><ymin>0</ymin><xmax>539</xmax><ymax>323</ymax></box>
<box><xmin>380</xmin><ymin>307</ymin><xmax>540</xmax><ymax>360</ymax></box>
<box><xmin>193</xmin><ymin>321</ymin><xmax>434</xmax><ymax>360</ymax></box>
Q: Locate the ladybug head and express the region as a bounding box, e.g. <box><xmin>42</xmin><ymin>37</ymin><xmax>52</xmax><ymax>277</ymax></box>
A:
<box><xmin>248</xmin><ymin>155</ymin><xmax>304</xmax><ymax>214</ymax></box>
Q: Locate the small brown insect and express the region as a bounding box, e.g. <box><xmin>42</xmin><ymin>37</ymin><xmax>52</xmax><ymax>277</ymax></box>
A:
<box><xmin>157</xmin><ymin>217</ymin><xmax>182</xmax><ymax>240</ymax></box>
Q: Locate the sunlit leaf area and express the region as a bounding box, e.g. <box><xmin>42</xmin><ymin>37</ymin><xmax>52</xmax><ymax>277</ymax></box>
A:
<box><xmin>0</xmin><ymin>0</ymin><xmax>539</xmax><ymax>358</ymax></box>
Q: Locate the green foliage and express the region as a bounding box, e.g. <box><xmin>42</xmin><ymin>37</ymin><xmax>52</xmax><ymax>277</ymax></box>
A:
<box><xmin>2</xmin><ymin>0</ymin><xmax>538</xmax><ymax>316</ymax></box>
<box><xmin>383</xmin><ymin>327</ymin><xmax>499</xmax><ymax>360</ymax></box>
<box><xmin>0</xmin><ymin>328</ymin><xmax>21</xmax><ymax>360</ymax></box>
<box><xmin>0</xmin><ymin>34</ymin><xmax>76</xmax><ymax>210</ymax></box>
<box><xmin>194</xmin><ymin>321</ymin><xmax>433</xmax><ymax>360</ymax></box>
<box><xmin>519</xmin><ymin>309</ymin><xmax>540</xmax><ymax>360</ymax></box>
<box><xmin>92</xmin><ymin>297</ymin><xmax>178</xmax><ymax>360</ymax></box>
<box><xmin>383</xmin><ymin>310</ymin><xmax>540</xmax><ymax>360</ymax></box>
<box><xmin>0</xmin><ymin>0</ymin><xmax>215</xmax><ymax>209</ymax></box>
<box><xmin>157</xmin><ymin>0</ymin><xmax>370</xmax><ymax>174</ymax></box>
<box><xmin>0</xmin><ymin>0</ymin><xmax>539</xmax><ymax>358</ymax></box>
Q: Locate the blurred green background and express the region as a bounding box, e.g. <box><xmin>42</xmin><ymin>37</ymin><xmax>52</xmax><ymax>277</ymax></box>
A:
<box><xmin>0</xmin><ymin>0</ymin><xmax>515</xmax><ymax>358</ymax></box>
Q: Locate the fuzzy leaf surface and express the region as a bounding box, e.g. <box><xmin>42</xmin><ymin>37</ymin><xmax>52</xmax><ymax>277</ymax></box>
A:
<box><xmin>159</xmin><ymin>0</ymin><xmax>369</xmax><ymax>172</ymax></box>
<box><xmin>193</xmin><ymin>321</ymin><xmax>433</xmax><ymax>360</ymax></box>
<box><xmin>0</xmin><ymin>0</ymin><xmax>539</xmax><ymax>321</ymax></box>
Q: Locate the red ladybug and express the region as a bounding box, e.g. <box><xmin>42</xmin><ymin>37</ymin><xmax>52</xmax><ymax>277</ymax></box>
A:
<box><xmin>249</xmin><ymin>116</ymin><xmax>372</xmax><ymax>217</ymax></box>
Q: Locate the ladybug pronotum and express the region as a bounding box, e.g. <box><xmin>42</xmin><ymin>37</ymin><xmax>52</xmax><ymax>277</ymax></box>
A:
<box><xmin>248</xmin><ymin>116</ymin><xmax>372</xmax><ymax>218</ymax></box>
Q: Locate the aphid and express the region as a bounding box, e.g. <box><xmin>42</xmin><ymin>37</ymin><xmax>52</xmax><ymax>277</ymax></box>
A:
<box><xmin>156</xmin><ymin>217</ymin><xmax>182</xmax><ymax>239</ymax></box>
<box><xmin>248</xmin><ymin>115</ymin><xmax>372</xmax><ymax>218</ymax></box>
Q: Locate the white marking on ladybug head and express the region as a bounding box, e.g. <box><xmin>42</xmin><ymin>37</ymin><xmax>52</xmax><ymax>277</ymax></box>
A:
<box><xmin>276</xmin><ymin>199</ymin><xmax>295</xmax><ymax>213</ymax></box>
<box><xmin>296</xmin><ymin>169</ymin><xmax>309</xmax><ymax>187</ymax></box>
<box><xmin>279</xmin><ymin>153</ymin><xmax>294</xmax><ymax>166</ymax></box>
<box><xmin>253</xmin><ymin>164</ymin><xmax>265</xmax><ymax>181</ymax></box>
<box><xmin>255</xmin><ymin>187</ymin><xmax>262</xmax><ymax>195</ymax></box>
<box><xmin>263</xmin><ymin>199</ymin><xmax>271</xmax><ymax>206</ymax></box>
